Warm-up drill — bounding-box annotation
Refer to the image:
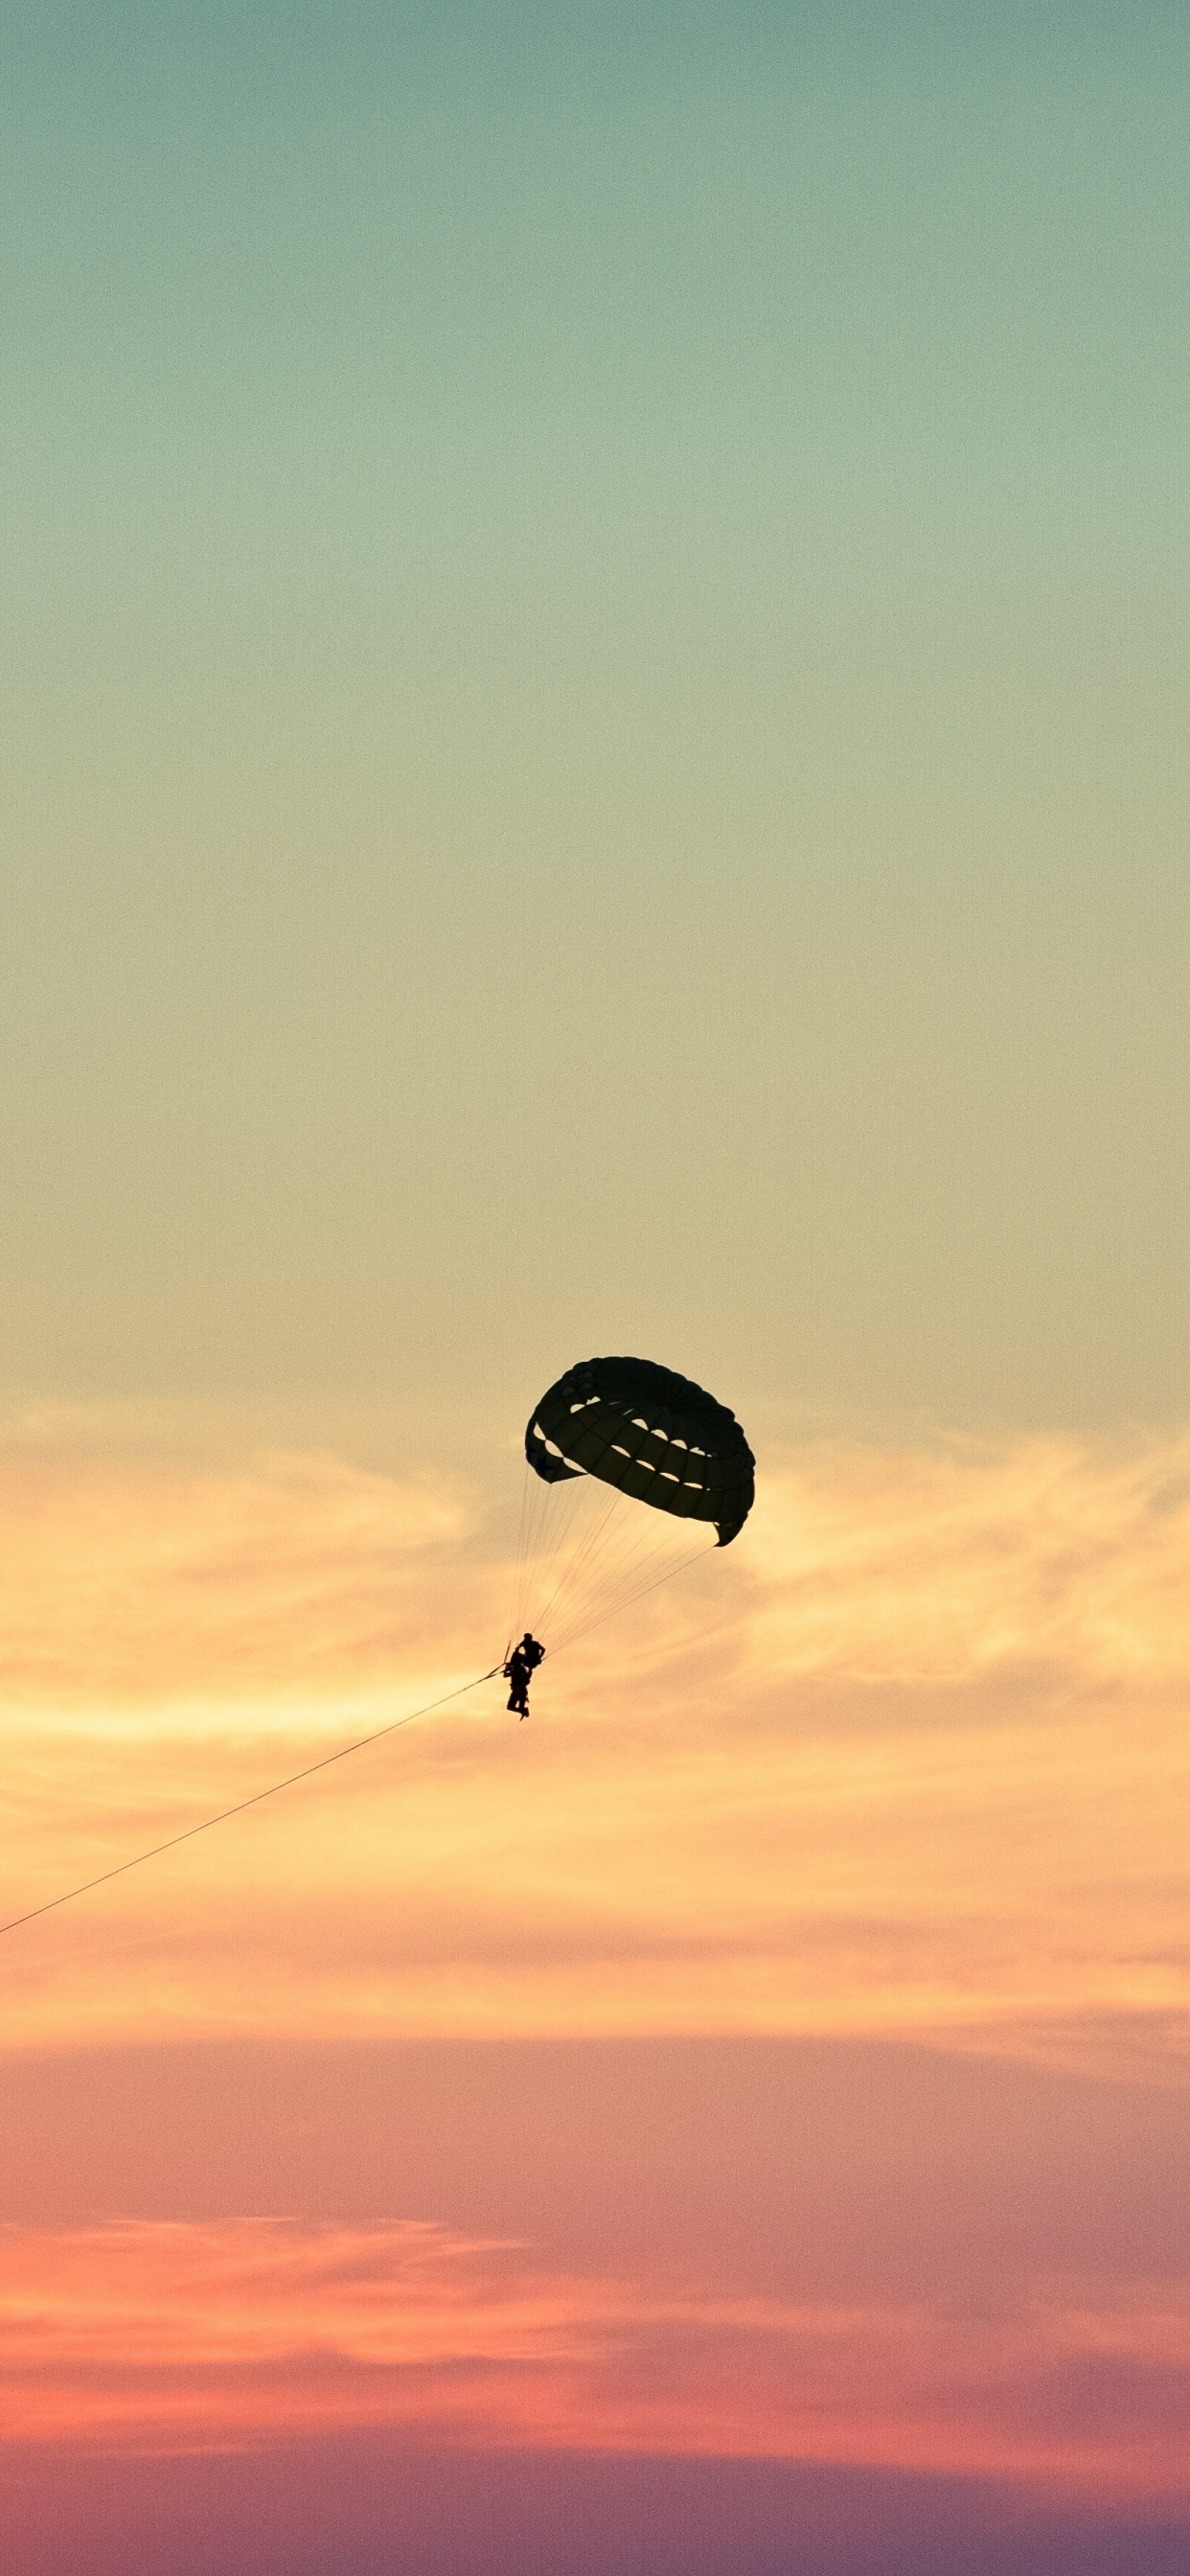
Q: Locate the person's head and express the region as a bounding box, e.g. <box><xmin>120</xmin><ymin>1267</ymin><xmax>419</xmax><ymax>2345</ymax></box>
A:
<box><xmin>522</xmin><ymin>1632</ymin><xmax>534</xmax><ymax>1645</ymax></box>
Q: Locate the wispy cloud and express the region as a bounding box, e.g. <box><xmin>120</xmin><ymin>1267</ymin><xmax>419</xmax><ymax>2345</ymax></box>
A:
<box><xmin>749</xmin><ymin>1435</ymin><xmax>1190</xmax><ymax>1687</ymax></box>
<box><xmin>0</xmin><ymin>1428</ymin><xmax>477</xmax><ymax>1708</ymax></box>
<box><xmin>5</xmin><ymin>1417</ymin><xmax>1188</xmax><ymax>1705</ymax></box>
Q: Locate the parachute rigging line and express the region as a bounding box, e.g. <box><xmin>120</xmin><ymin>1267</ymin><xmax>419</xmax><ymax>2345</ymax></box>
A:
<box><xmin>0</xmin><ymin>1662</ymin><xmax>505</xmax><ymax>1943</ymax></box>
<box><xmin>545</xmin><ymin>1536</ymin><xmax>715</xmax><ymax>1654</ymax></box>
<box><xmin>511</xmin><ymin>1354</ymin><xmax>755</xmax><ymax>1645</ymax></box>
<box><xmin>533</xmin><ymin>1484</ymin><xmax>623</xmax><ymax>1635</ymax></box>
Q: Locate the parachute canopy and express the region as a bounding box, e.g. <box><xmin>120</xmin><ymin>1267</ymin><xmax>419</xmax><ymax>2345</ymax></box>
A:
<box><xmin>525</xmin><ymin>1355</ymin><xmax>755</xmax><ymax>1547</ymax></box>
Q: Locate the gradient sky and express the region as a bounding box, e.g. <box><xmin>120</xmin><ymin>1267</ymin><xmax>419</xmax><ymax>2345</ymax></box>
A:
<box><xmin>4</xmin><ymin>0</ymin><xmax>1187</xmax><ymax>1426</ymax></box>
<box><xmin>1</xmin><ymin>7</ymin><xmax>1187</xmax><ymax>2573</ymax></box>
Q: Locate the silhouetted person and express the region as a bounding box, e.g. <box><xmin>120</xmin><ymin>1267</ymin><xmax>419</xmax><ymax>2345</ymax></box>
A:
<box><xmin>505</xmin><ymin>1632</ymin><xmax>545</xmax><ymax>1718</ymax></box>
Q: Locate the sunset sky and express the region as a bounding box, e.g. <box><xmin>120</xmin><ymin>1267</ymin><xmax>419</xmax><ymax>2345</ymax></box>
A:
<box><xmin>2</xmin><ymin>6</ymin><xmax>1187</xmax><ymax>2572</ymax></box>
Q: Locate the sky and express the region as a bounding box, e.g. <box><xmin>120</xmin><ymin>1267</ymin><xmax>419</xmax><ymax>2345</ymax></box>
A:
<box><xmin>1</xmin><ymin>6</ymin><xmax>1187</xmax><ymax>2572</ymax></box>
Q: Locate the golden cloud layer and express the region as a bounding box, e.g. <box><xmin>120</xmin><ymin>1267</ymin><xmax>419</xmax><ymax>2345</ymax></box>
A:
<box><xmin>750</xmin><ymin>1434</ymin><xmax>1190</xmax><ymax>1685</ymax></box>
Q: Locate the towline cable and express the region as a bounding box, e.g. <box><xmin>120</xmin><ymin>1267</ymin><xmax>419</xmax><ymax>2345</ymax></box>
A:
<box><xmin>0</xmin><ymin>1663</ymin><xmax>506</xmax><ymax>1942</ymax></box>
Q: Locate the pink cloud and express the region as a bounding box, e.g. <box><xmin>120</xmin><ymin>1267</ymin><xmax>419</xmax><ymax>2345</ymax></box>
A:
<box><xmin>0</xmin><ymin>2219</ymin><xmax>1185</xmax><ymax>2501</ymax></box>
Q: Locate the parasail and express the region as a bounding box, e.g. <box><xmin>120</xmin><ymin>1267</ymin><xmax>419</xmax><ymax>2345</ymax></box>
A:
<box><xmin>510</xmin><ymin>1356</ymin><xmax>754</xmax><ymax>1654</ymax></box>
<box><xmin>526</xmin><ymin>1355</ymin><xmax>754</xmax><ymax>1543</ymax></box>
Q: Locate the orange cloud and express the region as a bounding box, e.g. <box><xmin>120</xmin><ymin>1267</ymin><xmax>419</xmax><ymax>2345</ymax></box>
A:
<box><xmin>0</xmin><ymin>1419</ymin><xmax>479</xmax><ymax>1707</ymax></box>
<box><xmin>749</xmin><ymin>1434</ymin><xmax>1190</xmax><ymax>1686</ymax></box>
<box><xmin>0</xmin><ymin>1412</ymin><xmax>1186</xmax><ymax>2076</ymax></box>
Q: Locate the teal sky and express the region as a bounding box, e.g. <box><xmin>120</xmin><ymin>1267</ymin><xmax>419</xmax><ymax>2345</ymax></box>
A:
<box><xmin>3</xmin><ymin>3</ymin><xmax>1186</xmax><ymax>1431</ymax></box>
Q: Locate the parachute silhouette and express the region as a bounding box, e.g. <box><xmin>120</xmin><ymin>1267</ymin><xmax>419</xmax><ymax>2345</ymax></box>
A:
<box><xmin>511</xmin><ymin>1356</ymin><xmax>755</xmax><ymax>1652</ymax></box>
<box><xmin>526</xmin><ymin>1355</ymin><xmax>754</xmax><ymax>1544</ymax></box>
